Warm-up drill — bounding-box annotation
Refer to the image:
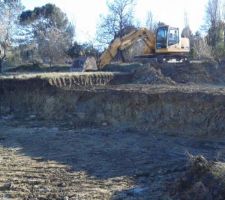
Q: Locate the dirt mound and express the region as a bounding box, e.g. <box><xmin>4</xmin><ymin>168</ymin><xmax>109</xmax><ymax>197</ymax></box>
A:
<box><xmin>132</xmin><ymin>63</ymin><xmax>176</xmax><ymax>85</ymax></box>
<box><xmin>122</xmin><ymin>39</ymin><xmax>151</xmax><ymax>62</ymax></box>
<box><xmin>132</xmin><ymin>61</ymin><xmax>225</xmax><ymax>85</ymax></box>
<box><xmin>169</xmin><ymin>155</ymin><xmax>225</xmax><ymax>200</ymax></box>
<box><xmin>160</xmin><ymin>61</ymin><xmax>225</xmax><ymax>84</ymax></box>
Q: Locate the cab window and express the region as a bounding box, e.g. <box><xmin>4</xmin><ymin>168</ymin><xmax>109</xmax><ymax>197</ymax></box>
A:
<box><xmin>156</xmin><ymin>27</ymin><xmax>168</xmax><ymax>49</ymax></box>
<box><xmin>168</xmin><ymin>28</ymin><xmax>179</xmax><ymax>46</ymax></box>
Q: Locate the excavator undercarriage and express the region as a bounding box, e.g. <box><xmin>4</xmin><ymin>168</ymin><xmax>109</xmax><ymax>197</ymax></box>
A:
<box><xmin>133</xmin><ymin>53</ymin><xmax>189</xmax><ymax>64</ymax></box>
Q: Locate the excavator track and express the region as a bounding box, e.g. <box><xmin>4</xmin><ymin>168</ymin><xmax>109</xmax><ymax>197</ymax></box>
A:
<box><xmin>133</xmin><ymin>53</ymin><xmax>189</xmax><ymax>64</ymax></box>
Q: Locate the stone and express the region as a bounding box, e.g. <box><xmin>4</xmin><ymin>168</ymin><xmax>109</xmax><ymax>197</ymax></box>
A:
<box><xmin>0</xmin><ymin>182</ymin><xmax>12</xmax><ymax>191</ymax></box>
<box><xmin>102</xmin><ymin>122</ymin><xmax>108</xmax><ymax>126</ymax></box>
<box><xmin>71</xmin><ymin>56</ymin><xmax>98</xmax><ymax>72</ymax></box>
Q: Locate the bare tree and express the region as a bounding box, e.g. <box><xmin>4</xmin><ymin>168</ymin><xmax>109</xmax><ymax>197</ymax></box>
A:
<box><xmin>0</xmin><ymin>0</ymin><xmax>24</xmax><ymax>72</ymax></box>
<box><xmin>97</xmin><ymin>0</ymin><xmax>136</xmax><ymax>45</ymax></box>
<box><xmin>192</xmin><ymin>32</ymin><xmax>213</xmax><ymax>60</ymax></box>
<box><xmin>37</xmin><ymin>28</ymin><xmax>71</xmax><ymax>67</ymax></box>
<box><xmin>145</xmin><ymin>10</ymin><xmax>157</xmax><ymax>32</ymax></box>
<box><xmin>204</xmin><ymin>0</ymin><xmax>223</xmax><ymax>47</ymax></box>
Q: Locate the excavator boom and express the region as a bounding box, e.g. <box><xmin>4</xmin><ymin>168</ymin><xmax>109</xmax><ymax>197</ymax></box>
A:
<box><xmin>98</xmin><ymin>28</ymin><xmax>155</xmax><ymax>69</ymax></box>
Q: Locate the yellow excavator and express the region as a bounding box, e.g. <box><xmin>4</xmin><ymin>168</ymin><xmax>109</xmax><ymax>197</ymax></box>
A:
<box><xmin>98</xmin><ymin>25</ymin><xmax>190</xmax><ymax>69</ymax></box>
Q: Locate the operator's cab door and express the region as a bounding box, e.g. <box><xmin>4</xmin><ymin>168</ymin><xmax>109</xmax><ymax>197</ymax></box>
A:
<box><xmin>156</xmin><ymin>26</ymin><xmax>168</xmax><ymax>49</ymax></box>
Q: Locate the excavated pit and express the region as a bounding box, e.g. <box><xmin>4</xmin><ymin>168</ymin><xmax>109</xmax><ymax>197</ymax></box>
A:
<box><xmin>1</xmin><ymin>72</ymin><xmax>225</xmax><ymax>135</ymax></box>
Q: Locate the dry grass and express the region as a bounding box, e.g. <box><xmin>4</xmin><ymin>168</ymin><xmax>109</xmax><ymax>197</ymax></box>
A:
<box><xmin>0</xmin><ymin>72</ymin><xmax>117</xmax><ymax>80</ymax></box>
<box><xmin>0</xmin><ymin>72</ymin><xmax>131</xmax><ymax>88</ymax></box>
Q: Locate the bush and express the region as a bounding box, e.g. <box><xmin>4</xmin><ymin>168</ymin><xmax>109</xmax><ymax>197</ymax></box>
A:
<box><xmin>192</xmin><ymin>38</ymin><xmax>214</xmax><ymax>60</ymax></box>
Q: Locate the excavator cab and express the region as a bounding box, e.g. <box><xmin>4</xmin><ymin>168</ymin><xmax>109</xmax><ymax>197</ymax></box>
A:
<box><xmin>155</xmin><ymin>25</ymin><xmax>189</xmax><ymax>55</ymax></box>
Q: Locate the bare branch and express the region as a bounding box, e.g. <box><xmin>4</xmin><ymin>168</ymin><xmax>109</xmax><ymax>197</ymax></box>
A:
<box><xmin>96</xmin><ymin>0</ymin><xmax>136</xmax><ymax>45</ymax></box>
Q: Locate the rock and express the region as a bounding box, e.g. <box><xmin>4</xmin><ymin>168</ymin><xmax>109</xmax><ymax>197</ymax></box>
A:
<box><xmin>191</xmin><ymin>181</ymin><xmax>208</xmax><ymax>199</ymax></box>
<box><xmin>29</xmin><ymin>114</ymin><xmax>36</xmax><ymax>119</ymax></box>
<box><xmin>122</xmin><ymin>39</ymin><xmax>150</xmax><ymax>62</ymax></box>
<box><xmin>0</xmin><ymin>182</ymin><xmax>12</xmax><ymax>191</ymax></box>
<box><xmin>38</xmin><ymin>187</ymin><xmax>51</xmax><ymax>193</ymax></box>
<box><xmin>189</xmin><ymin>155</ymin><xmax>211</xmax><ymax>173</ymax></box>
<box><xmin>57</xmin><ymin>182</ymin><xmax>66</xmax><ymax>187</ymax></box>
<box><xmin>132</xmin><ymin>187</ymin><xmax>148</xmax><ymax>195</ymax></box>
<box><xmin>127</xmin><ymin>187</ymin><xmax>148</xmax><ymax>196</ymax></box>
<box><xmin>102</xmin><ymin>122</ymin><xmax>108</xmax><ymax>126</ymax></box>
<box><xmin>71</xmin><ymin>56</ymin><xmax>98</xmax><ymax>72</ymax></box>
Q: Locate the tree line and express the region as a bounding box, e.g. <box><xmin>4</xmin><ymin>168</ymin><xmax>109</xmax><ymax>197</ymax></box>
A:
<box><xmin>0</xmin><ymin>0</ymin><xmax>225</xmax><ymax>72</ymax></box>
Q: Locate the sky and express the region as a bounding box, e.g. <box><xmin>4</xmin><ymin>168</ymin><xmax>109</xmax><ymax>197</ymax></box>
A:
<box><xmin>21</xmin><ymin>0</ymin><xmax>208</xmax><ymax>43</ymax></box>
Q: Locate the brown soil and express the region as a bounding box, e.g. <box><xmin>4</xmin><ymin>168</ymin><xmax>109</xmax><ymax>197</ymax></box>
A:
<box><xmin>1</xmin><ymin>82</ymin><xmax>225</xmax><ymax>136</ymax></box>
<box><xmin>1</xmin><ymin>61</ymin><xmax>225</xmax><ymax>199</ymax></box>
<box><xmin>1</xmin><ymin>119</ymin><xmax>225</xmax><ymax>199</ymax></box>
<box><xmin>132</xmin><ymin>62</ymin><xmax>225</xmax><ymax>85</ymax></box>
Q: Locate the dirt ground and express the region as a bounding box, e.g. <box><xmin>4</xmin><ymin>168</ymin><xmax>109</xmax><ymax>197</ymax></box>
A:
<box><xmin>1</xmin><ymin>62</ymin><xmax>225</xmax><ymax>199</ymax></box>
<box><xmin>1</xmin><ymin>118</ymin><xmax>225</xmax><ymax>199</ymax></box>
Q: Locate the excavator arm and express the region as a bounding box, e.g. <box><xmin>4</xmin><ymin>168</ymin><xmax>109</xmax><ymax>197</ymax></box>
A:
<box><xmin>98</xmin><ymin>28</ymin><xmax>155</xmax><ymax>69</ymax></box>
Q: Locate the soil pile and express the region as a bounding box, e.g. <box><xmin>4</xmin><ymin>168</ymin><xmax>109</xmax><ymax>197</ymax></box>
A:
<box><xmin>169</xmin><ymin>155</ymin><xmax>225</xmax><ymax>200</ymax></box>
<box><xmin>132</xmin><ymin>63</ymin><xmax>175</xmax><ymax>84</ymax></box>
<box><xmin>132</xmin><ymin>61</ymin><xmax>225</xmax><ymax>85</ymax></box>
<box><xmin>160</xmin><ymin>61</ymin><xmax>225</xmax><ymax>84</ymax></box>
